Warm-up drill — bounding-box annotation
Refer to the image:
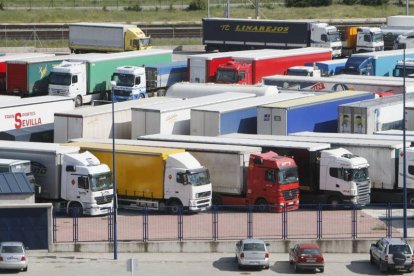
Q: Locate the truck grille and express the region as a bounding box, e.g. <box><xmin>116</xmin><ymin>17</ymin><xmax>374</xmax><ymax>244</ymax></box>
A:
<box><xmin>95</xmin><ymin>195</ymin><xmax>113</xmax><ymax>205</ymax></box>
<box><xmin>282</xmin><ymin>189</ymin><xmax>298</xmax><ymax>200</ymax></box>
<box><xmin>113</xmin><ymin>89</ymin><xmax>131</xmax><ymax>97</ymax></box>
<box><xmin>195</xmin><ymin>198</ymin><xmax>211</xmax><ymax>209</ymax></box>
<box><xmin>196</xmin><ymin>191</ymin><xmax>211</xmax><ymax>198</ymax></box>
<box><xmin>357</xmin><ymin>182</ymin><xmax>370</xmax><ymax>206</ymax></box>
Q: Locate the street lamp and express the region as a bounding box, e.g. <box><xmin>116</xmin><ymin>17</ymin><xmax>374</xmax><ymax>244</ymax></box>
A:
<box><xmin>403</xmin><ymin>46</ymin><xmax>408</xmax><ymax>239</ymax></box>
<box><xmin>110</xmin><ymin>83</ymin><xmax>118</xmax><ymax>260</ymax></box>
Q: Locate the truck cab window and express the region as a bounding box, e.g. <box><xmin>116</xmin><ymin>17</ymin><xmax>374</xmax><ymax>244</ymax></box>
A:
<box><xmin>176</xmin><ymin>172</ymin><xmax>185</xmax><ymax>184</ymax></box>
<box><xmin>321</xmin><ymin>34</ymin><xmax>327</xmax><ymax>42</ymax></box>
<box><xmin>78</xmin><ymin>176</ymin><xmax>89</xmax><ymax>190</ymax></box>
<box><xmin>72</xmin><ymin>75</ymin><xmax>78</xmax><ymax>84</ymax></box>
<box><xmin>364</xmin><ymin>34</ymin><xmax>372</xmax><ymax>42</ymax></box>
<box><xmin>265</xmin><ymin>169</ymin><xmax>276</xmax><ymax>182</ymax></box>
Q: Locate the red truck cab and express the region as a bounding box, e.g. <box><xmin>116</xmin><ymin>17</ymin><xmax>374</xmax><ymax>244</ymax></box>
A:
<box><xmin>219</xmin><ymin>151</ymin><xmax>300</xmax><ymax>212</ymax></box>
<box><xmin>215</xmin><ymin>61</ymin><xmax>252</xmax><ymax>84</ymax></box>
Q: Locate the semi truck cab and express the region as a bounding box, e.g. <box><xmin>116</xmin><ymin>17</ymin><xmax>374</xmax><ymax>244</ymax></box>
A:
<box><xmin>355</xmin><ymin>27</ymin><xmax>384</xmax><ymax>53</ymax></box>
<box><xmin>111</xmin><ymin>66</ymin><xmax>147</xmax><ymax>101</ymax></box>
<box><xmin>48</xmin><ymin>61</ymin><xmax>89</xmax><ymax>107</ymax></box>
<box><xmin>215</xmin><ymin>61</ymin><xmax>251</xmax><ymax>84</ymax></box>
<box><xmin>393</xmin><ymin>59</ymin><xmax>414</xmax><ymax>78</ymax></box>
<box><xmin>318</xmin><ymin>148</ymin><xmax>370</xmax><ymax>206</ymax></box>
<box><xmin>124</xmin><ymin>27</ymin><xmax>152</xmax><ymax>51</ymax></box>
<box><xmin>310</xmin><ymin>23</ymin><xmax>342</xmax><ymax>58</ymax></box>
<box><xmin>60</xmin><ymin>151</ymin><xmax>113</xmax><ymax>216</ymax></box>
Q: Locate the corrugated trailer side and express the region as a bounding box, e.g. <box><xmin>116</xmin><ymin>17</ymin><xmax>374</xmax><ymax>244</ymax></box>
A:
<box><xmin>69</xmin><ymin>142</ymin><xmax>184</xmax><ymax>200</ymax></box>
<box><xmin>54</xmin><ymin>96</ymin><xmax>181</xmax><ymax>143</ymax></box>
<box><xmin>257</xmin><ymin>90</ymin><xmax>375</xmax><ymax>135</ymax></box>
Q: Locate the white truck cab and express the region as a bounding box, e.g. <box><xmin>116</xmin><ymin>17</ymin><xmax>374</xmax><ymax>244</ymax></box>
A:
<box><xmin>356</xmin><ymin>27</ymin><xmax>384</xmax><ymax>53</ymax></box>
<box><xmin>319</xmin><ymin>148</ymin><xmax>371</xmax><ymax>205</ymax></box>
<box><xmin>286</xmin><ymin>66</ymin><xmax>321</xmax><ymax>77</ymax></box>
<box><xmin>48</xmin><ymin>61</ymin><xmax>90</xmax><ymax>107</ymax></box>
<box><xmin>396</xmin><ymin>31</ymin><xmax>414</xmax><ymax>49</ymax></box>
<box><xmin>111</xmin><ymin>66</ymin><xmax>147</xmax><ymax>102</ymax></box>
<box><xmin>61</xmin><ymin>151</ymin><xmax>113</xmax><ymax>216</ymax></box>
<box><xmin>310</xmin><ymin>23</ymin><xmax>342</xmax><ymax>58</ymax></box>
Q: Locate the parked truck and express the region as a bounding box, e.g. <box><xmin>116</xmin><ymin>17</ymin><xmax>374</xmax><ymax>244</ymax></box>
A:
<box><xmin>214</xmin><ymin>48</ymin><xmax>332</xmax><ymax>85</ymax></box>
<box><xmin>111</xmin><ymin>61</ymin><xmax>187</xmax><ymax>101</ymax></box>
<box><xmin>257</xmin><ymin>91</ymin><xmax>375</xmax><ymax>135</ymax></box>
<box><xmin>381</xmin><ymin>16</ymin><xmax>414</xmax><ymax>50</ymax></box>
<box><xmin>68</xmin><ymin>23</ymin><xmax>151</xmax><ymax>53</ymax></box>
<box><xmin>69</xmin><ymin>138</ymin><xmax>300</xmax><ymax>212</ymax></box>
<box><xmin>190</xmin><ymin>93</ymin><xmax>312</xmax><ymax>136</ymax></box>
<box><xmin>304</xmin><ymin>58</ymin><xmax>347</xmax><ymax>76</ymax></box>
<box><xmin>130</xmin><ymin>92</ymin><xmax>255</xmax><ymax>138</ymax></box>
<box><xmin>342</xmin><ymin>48</ymin><xmax>414</xmax><ymax>76</ymax></box>
<box><xmin>392</xmin><ymin>59</ymin><xmax>414</xmax><ymax>78</ymax></box>
<box><xmin>138</xmin><ymin>134</ymin><xmax>371</xmax><ymax>206</ymax></box>
<box><xmin>0</xmin><ymin>141</ymin><xmax>114</xmax><ymax>215</ymax></box>
<box><xmin>165</xmin><ymin>82</ymin><xmax>279</xmax><ymax>98</ymax></box>
<box><xmin>338</xmin><ymin>93</ymin><xmax>414</xmax><ymax>134</ymax></box>
<box><xmin>263</xmin><ymin>74</ymin><xmax>414</xmax><ymax>96</ymax></box>
<box><xmin>65</xmin><ymin>142</ymin><xmax>212</xmax><ymax>213</ymax></box>
<box><xmin>340</xmin><ymin>26</ymin><xmax>384</xmax><ymax>57</ymax></box>
<box><xmin>48</xmin><ymin>50</ymin><xmax>172</xmax><ymax>106</ymax></box>
<box><xmin>0</xmin><ymin>95</ymin><xmax>74</xmax><ymax>132</ymax></box>
<box><xmin>6</xmin><ymin>55</ymin><xmax>73</xmax><ymax>96</ymax></box>
<box><xmin>202</xmin><ymin>18</ymin><xmax>342</xmax><ymax>58</ymax></box>
<box><xmin>285</xmin><ymin>132</ymin><xmax>414</xmax><ymax>204</ymax></box>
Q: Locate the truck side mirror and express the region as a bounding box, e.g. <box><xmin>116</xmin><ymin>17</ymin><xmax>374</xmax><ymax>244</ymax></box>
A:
<box><xmin>110</xmin><ymin>80</ymin><xmax>116</xmax><ymax>87</ymax></box>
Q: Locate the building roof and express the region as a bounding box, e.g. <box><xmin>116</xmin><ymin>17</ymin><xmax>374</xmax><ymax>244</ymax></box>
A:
<box><xmin>0</xmin><ymin>173</ymin><xmax>33</xmax><ymax>195</ymax></box>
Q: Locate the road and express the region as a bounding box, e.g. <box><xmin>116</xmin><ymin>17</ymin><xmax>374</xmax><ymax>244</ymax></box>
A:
<box><xmin>19</xmin><ymin>252</ymin><xmax>390</xmax><ymax>276</ymax></box>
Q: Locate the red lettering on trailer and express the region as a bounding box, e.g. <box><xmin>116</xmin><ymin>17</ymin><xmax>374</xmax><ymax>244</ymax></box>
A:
<box><xmin>14</xmin><ymin>112</ymin><xmax>21</xmax><ymax>128</ymax></box>
<box><xmin>310</xmin><ymin>83</ymin><xmax>326</xmax><ymax>90</ymax></box>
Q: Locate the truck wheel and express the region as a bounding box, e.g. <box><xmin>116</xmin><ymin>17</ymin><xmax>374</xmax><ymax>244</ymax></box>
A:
<box><xmin>75</xmin><ymin>95</ymin><xmax>82</xmax><ymax>107</ymax></box>
<box><xmin>328</xmin><ymin>196</ymin><xmax>342</xmax><ymax>209</ymax></box>
<box><xmin>212</xmin><ymin>194</ymin><xmax>223</xmax><ymax>206</ymax></box>
<box><xmin>255</xmin><ymin>199</ymin><xmax>268</xmax><ymax>212</ymax></box>
<box><xmin>168</xmin><ymin>200</ymin><xmax>183</xmax><ymax>214</ymax></box>
<box><xmin>68</xmin><ymin>202</ymin><xmax>83</xmax><ymax>217</ymax></box>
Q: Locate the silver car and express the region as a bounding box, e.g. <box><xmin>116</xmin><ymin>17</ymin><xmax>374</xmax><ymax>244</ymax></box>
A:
<box><xmin>0</xmin><ymin>242</ymin><xmax>28</xmax><ymax>271</ymax></box>
<box><xmin>235</xmin><ymin>239</ymin><xmax>270</xmax><ymax>270</ymax></box>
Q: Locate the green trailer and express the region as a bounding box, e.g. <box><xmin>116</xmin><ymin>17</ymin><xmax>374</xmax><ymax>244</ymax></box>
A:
<box><xmin>49</xmin><ymin>50</ymin><xmax>173</xmax><ymax>106</ymax></box>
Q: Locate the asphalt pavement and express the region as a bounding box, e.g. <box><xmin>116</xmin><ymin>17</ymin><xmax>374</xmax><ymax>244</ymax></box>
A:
<box><xmin>19</xmin><ymin>252</ymin><xmax>389</xmax><ymax>276</ymax></box>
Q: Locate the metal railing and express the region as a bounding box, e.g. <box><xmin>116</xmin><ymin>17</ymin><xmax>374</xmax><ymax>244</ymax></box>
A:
<box><xmin>52</xmin><ymin>204</ymin><xmax>412</xmax><ymax>243</ymax></box>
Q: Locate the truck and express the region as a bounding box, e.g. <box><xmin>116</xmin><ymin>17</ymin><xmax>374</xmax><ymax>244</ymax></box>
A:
<box><xmin>342</xmin><ymin>48</ymin><xmax>414</xmax><ymax>76</ymax></box>
<box><xmin>202</xmin><ymin>18</ymin><xmax>342</xmax><ymax>58</ymax></box>
<box><xmin>0</xmin><ymin>141</ymin><xmax>114</xmax><ymax>216</ymax></box>
<box><xmin>68</xmin><ymin>23</ymin><xmax>151</xmax><ymax>53</ymax></box>
<box><xmin>286</xmin><ymin>132</ymin><xmax>414</xmax><ymax>204</ymax></box>
<box><xmin>0</xmin><ymin>158</ymin><xmax>40</xmax><ymax>196</ymax></box>
<box><xmin>263</xmin><ymin>74</ymin><xmax>414</xmax><ymax>96</ymax></box>
<box><xmin>6</xmin><ymin>55</ymin><xmax>72</xmax><ymax>96</ymax></box>
<box><xmin>340</xmin><ymin>26</ymin><xmax>384</xmax><ymax>57</ymax></box>
<box><xmin>138</xmin><ymin>134</ymin><xmax>371</xmax><ymax>206</ymax></box>
<box><xmin>0</xmin><ymin>53</ymin><xmax>55</xmax><ymax>93</ymax></box>
<box><xmin>165</xmin><ymin>82</ymin><xmax>279</xmax><ymax>98</ymax></box>
<box><xmin>338</xmin><ymin>93</ymin><xmax>414</xmax><ymax>134</ymax></box>
<box><xmin>130</xmin><ymin>92</ymin><xmax>255</xmax><ymax>138</ymax></box>
<box><xmin>381</xmin><ymin>16</ymin><xmax>414</xmax><ymax>50</ymax></box>
<box><xmin>54</xmin><ymin>96</ymin><xmax>182</xmax><ymax>143</ymax></box>
<box><xmin>68</xmin><ymin>138</ymin><xmax>300</xmax><ymax>212</ymax></box>
<box><xmin>65</xmin><ymin>142</ymin><xmax>212</xmax><ymax>213</ymax></box>
<box><xmin>392</xmin><ymin>59</ymin><xmax>414</xmax><ymax>78</ymax></box>
<box><xmin>257</xmin><ymin>91</ymin><xmax>375</xmax><ymax>135</ymax></box>
<box><xmin>48</xmin><ymin>50</ymin><xmax>172</xmax><ymax>107</ymax></box>
<box><xmin>190</xmin><ymin>93</ymin><xmax>312</xmax><ymax>136</ymax></box>
<box><xmin>0</xmin><ymin>95</ymin><xmax>74</xmax><ymax>132</ymax></box>
<box><xmin>214</xmin><ymin>48</ymin><xmax>332</xmax><ymax>85</ymax></box>
<box><xmin>111</xmin><ymin>61</ymin><xmax>187</xmax><ymax>101</ymax></box>
<box><xmin>304</xmin><ymin>58</ymin><xmax>347</xmax><ymax>76</ymax></box>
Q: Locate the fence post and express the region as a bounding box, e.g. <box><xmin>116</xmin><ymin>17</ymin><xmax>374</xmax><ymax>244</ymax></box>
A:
<box><xmin>317</xmin><ymin>204</ymin><xmax>322</xmax><ymax>240</ymax></box>
<box><xmin>178</xmin><ymin>207</ymin><xmax>183</xmax><ymax>241</ymax></box>
<box><xmin>143</xmin><ymin>207</ymin><xmax>149</xmax><ymax>242</ymax></box>
<box><xmin>52</xmin><ymin>210</ymin><xmax>57</xmax><ymax>243</ymax></box>
<box><xmin>73</xmin><ymin>212</ymin><xmax>78</xmax><ymax>243</ymax></box>
<box><xmin>108</xmin><ymin>208</ymin><xmax>113</xmax><ymax>242</ymax></box>
<box><xmin>247</xmin><ymin>205</ymin><xmax>253</xmax><ymax>239</ymax></box>
<box><xmin>352</xmin><ymin>204</ymin><xmax>357</xmax><ymax>240</ymax></box>
<box><xmin>212</xmin><ymin>206</ymin><xmax>218</xmax><ymax>241</ymax></box>
<box><xmin>282</xmin><ymin>205</ymin><xmax>287</xmax><ymax>240</ymax></box>
<box><xmin>387</xmin><ymin>203</ymin><xmax>392</xmax><ymax>238</ymax></box>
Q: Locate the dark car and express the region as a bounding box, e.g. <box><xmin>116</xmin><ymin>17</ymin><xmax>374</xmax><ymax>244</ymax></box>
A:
<box><xmin>289</xmin><ymin>243</ymin><xmax>324</xmax><ymax>273</ymax></box>
<box><xmin>370</xmin><ymin>238</ymin><xmax>414</xmax><ymax>273</ymax></box>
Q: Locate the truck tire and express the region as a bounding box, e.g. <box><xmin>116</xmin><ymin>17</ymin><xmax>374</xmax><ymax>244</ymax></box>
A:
<box><xmin>328</xmin><ymin>196</ymin><xmax>342</xmax><ymax>209</ymax></box>
<box><xmin>168</xmin><ymin>200</ymin><xmax>183</xmax><ymax>214</ymax></box>
<box><xmin>255</xmin><ymin>198</ymin><xmax>268</xmax><ymax>212</ymax></box>
<box><xmin>75</xmin><ymin>95</ymin><xmax>82</xmax><ymax>107</ymax></box>
<box><xmin>212</xmin><ymin>194</ymin><xmax>223</xmax><ymax>206</ymax></box>
<box><xmin>68</xmin><ymin>202</ymin><xmax>83</xmax><ymax>217</ymax></box>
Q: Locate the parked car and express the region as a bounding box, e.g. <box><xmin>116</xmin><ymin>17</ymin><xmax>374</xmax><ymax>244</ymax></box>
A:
<box><xmin>0</xmin><ymin>241</ymin><xmax>28</xmax><ymax>272</ymax></box>
<box><xmin>289</xmin><ymin>243</ymin><xmax>325</xmax><ymax>273</ymax></box>
<box><xmin>370</xmin><ymin>238</ymin><xmax>414</xmax><ymax>273</ymax></box>
<box><xmin>235</xmin><ymin>239</ymin><xmax>270</xmax><ymax>270</ymax></box>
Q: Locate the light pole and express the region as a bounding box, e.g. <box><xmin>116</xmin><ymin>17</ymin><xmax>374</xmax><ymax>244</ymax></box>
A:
<box><xmin>403</xmin><ymin>46</ymin><xmax>408</xmax><ymax>239</ymax></box>
<box><xmin>407</xmin><ymin>0</ymin><xmax>409</xmax><ymax>16</ymax></box>
<box><xmin>111</xmin><ymin>88</ymin><xmax>118</xmax><ymax>260</ymax></box>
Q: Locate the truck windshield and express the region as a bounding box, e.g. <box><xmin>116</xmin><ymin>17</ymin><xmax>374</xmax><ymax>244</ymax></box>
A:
<box><xmin>140</xmin><ymin>38</ymin><xmax>151</xmax><ymax>47</ymax></box>
<box><xmin>216</xmin><ymin>70</ymin><xmax>238</xmax><ymax>83</ymax></box>
<box><xmin>348</xmin><ymin>167</ymin><xmax>369</xmax><ymax>182</ymax></box>
<box><xmin>327</xmin><ymin>33</ymin><xmax>341</xmax><ymax>42</ymax></box>
<box><xmin>278</xmin><ymin>167</ymin><xmax>299</xmax><ymax>184</ymax></box>
<box><xmin>373</xmin><ymin>33</ymin><xmax>384</xmax><ymax>42</ymax></box>
<box><xmin>394</xmin><ymin>66</ymin><xmax>414</xmax><ymax>77</ymax></box>
<box><xmin>49</xmin><ymin>72</ymin><xmax>71</xmax><ymax>85</ymax></box>
<box><xmin>186</xmin><ymin>169</ymin><xmax>210</xmax><ymax>186</ymax></box>
<box><xmin>90</xmin><ymin>172</ymin><xmax>113</xmax><ymax>192</ymax></box>
<box><xmin>113</xmin><ymin>73</ymin><xmax>135</xmax><ymax>87</ymax></box>
<box><xmin>286</xmin><ymin>69</ymin><xmax>310</xmax><ymax>76</ymax></box>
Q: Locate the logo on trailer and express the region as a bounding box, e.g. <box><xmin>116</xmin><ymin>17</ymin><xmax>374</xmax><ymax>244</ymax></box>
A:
<box><xmin>168</xmin><ymin>174</ymin><xmax>172</xmax><ymax>180</ymax></box>
<box><xmin>310</xmin><ymin>82</ymin><xmax>326</xmax><ymax>90</ymax></box>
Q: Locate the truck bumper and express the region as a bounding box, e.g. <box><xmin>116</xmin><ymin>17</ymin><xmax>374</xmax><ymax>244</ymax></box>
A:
<box><xmin>84</xmin><ymin>204</ymin><xmax>112</xmax><ymax>216</ymax></box>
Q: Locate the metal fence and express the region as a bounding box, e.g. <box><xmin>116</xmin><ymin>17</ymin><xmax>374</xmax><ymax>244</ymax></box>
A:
<box><xmin>52</xmin><ymin>204</ymin><xmax>413</xmax><ymax>243</ymax></box>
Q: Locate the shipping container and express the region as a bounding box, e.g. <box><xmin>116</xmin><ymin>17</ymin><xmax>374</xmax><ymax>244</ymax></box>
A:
<box><xmin>0</xmin><ymin>96</ymin><xmax>74</xmax><ymax>132</ymax></box>
<box><xmin>54</xmin><ymin>96</ymin><xmax>181</xmax><ymax>143</ymax></box>
<box><xmin>190</xmin><ymin>93</ymin><xmax>311</xmax><ymax>136</ymax></box>
<box><xmin>257</xmin><ymin>91</ymin><xmax>375</xmax><ymax>135</ymax></box>
<box><xmin>131</xmin><ymin>92</ymin><xmax>255</xmax><ymax>138</ymax></box>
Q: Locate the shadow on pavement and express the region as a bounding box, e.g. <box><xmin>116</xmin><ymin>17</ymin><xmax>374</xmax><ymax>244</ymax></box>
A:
<box><xmin>346</xmin><ymin>260</ymin><xmax>392</xmax><ymax>275</ymax></box>
<box><xmin>212</xmin><ymin>257</ymin><xmax>239</xmax><ymax>272</ymax></box>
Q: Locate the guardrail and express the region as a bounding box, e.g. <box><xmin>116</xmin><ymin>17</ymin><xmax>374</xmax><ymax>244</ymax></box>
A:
<box><xmin>52</xmin><ymin>204</ymin><xmax>410</xmax><ymax>243</ymax></box>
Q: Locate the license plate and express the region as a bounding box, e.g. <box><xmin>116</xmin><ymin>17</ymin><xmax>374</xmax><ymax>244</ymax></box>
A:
<box><xmin>249</xmin><ymin>261</ymin><xmax>260</xmax><ymax>265</ymax></box>
<box><xmin>306</xmin><ymin>259</ymin><xmax>316</xmax><ymax>262</ymax></box>
<box><xmin>395</xmin><ymin>265</ymin><xmax>404</xmax><ymax>269</ymax></box>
